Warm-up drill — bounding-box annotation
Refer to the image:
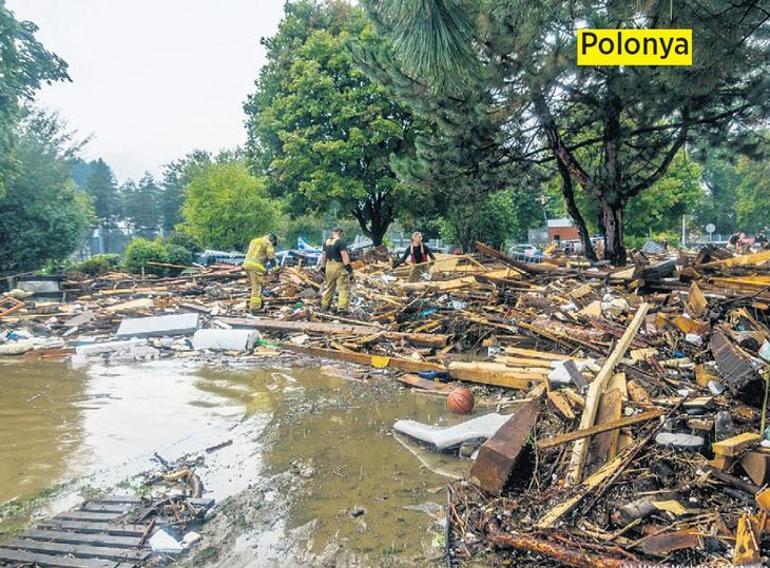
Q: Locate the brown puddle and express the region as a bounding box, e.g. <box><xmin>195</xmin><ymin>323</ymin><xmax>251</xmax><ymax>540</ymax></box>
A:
<box><xmin>0</xmin><ymin>358</ymin><xmax>469</xmax><ymax>565</ymax></box>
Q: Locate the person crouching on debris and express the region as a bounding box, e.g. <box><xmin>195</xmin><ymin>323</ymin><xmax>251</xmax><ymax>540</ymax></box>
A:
<box><xmin>319</xmin><ymin>227</ymin><xmax>353</xmax><ymax>313</ymax></box>
<box><xmin>242</xmin><ymin>233</ymin><xmax>278</xmax><ymax>314</ymax></box>
<box><xmin>393</xmin><ymin>231</ymin><xmax>436</xmax><ymax>282</ymax></box>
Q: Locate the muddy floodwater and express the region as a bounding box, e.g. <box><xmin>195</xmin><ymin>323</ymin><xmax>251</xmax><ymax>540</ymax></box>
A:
<box><xmin>0</xmin><ymin>357</ymin><xmax>466</xmax><ymax>565</ymax></box>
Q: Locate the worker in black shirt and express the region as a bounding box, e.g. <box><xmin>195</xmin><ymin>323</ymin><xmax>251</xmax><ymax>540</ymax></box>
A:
<box><xmin>393</xmin><ymin>231</ymin><xmax>435</xmax><ymax>282</ymax></box>
<box><xmin>319</xmin><ymin>227</ymin><xmax>353</xmax><ymax>312</ymax></box>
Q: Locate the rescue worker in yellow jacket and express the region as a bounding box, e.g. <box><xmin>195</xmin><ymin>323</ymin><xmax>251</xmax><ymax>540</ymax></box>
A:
<box><xmin>319</xmin><ymin>227</ymin><xmax>353</xmax><ymax>312</ymax></box>
<box><xmin>242</xmin><ymin>233</ymin><xmax>278</xmax><ymax>313</ymax></box>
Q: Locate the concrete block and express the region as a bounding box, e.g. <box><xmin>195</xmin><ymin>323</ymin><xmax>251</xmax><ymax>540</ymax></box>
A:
<box><xmin>75</xmin><ymin>338</ymin><xmax>147</xmax><ymax>356</ymax></box>
<box><xmin>116</xmin><ymin>313</ymin><xmax>200</xmax><ymax>338</ymax></box>
<box><xmin>192</xmin><ymin>329</ymin><xmax>259</xmax><ymax>351</ymax></box>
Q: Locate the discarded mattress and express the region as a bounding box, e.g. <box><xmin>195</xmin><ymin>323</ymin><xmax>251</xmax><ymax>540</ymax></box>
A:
<box><xmin>392</xmin><ymin>413</ymin><xmax>510</xmax><ymax>450</ymax></box>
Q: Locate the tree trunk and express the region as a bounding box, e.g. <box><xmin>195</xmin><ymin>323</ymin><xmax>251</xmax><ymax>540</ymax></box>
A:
<box><xmin>352</xmin><ymin>192</ymin><xmax>393</xmax><ymax>246</ymax></box>
<box><xmin>601</xmin><ymin>199</ymin><xmax>626</xmax><ymax>265</ymax></box>
<box><xmin>370</xmin><ymin>222</ymin><xmax>387</xmax><ymax>246</ymax></box>
<box><xmin>557</xmin><ymin>160</ymin><xmax>597</xmax><ymax>262</ymax></box>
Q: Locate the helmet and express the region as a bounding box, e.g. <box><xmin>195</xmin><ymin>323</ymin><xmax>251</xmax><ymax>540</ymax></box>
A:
<box><xmin>268</xmin><ymin>233</ymin><xmax>278</xmax><ymax>246</ymax></box>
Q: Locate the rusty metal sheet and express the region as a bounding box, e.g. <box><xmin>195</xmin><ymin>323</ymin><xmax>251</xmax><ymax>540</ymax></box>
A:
<box><xmin>637</xmin><ymin>529</ymin><xmax>702</xmax><ymax>557</ymax></box>
<box><xmin>710</xmin><ymin>330</ymin><xmax>764</xmax><ymax>404</ymax></box>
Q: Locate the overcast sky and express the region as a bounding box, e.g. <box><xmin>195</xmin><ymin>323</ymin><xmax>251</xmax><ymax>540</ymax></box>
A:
<box><xmin>7</xmin><ymin>0</ymin><xmax>286</xmax><ymax>183</ymax></box>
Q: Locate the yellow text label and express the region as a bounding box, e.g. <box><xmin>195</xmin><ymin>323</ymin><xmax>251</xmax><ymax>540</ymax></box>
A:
<box><xmin>577</xmin><ymin>29</ymin><xmax>692</xmax><ymax>66</ymax></box>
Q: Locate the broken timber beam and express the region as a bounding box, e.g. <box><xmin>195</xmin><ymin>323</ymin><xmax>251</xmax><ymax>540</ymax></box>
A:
<box><xmin>280</xmin><ymin>344</ymin><xmax>445</xmax><ymax>373</ymax></box>
<box><xmin>474</xmin><ymin>241</ymin><xmax>542</xmax><ymax>275</ymax></box>
<box><xmin>470</xmin><ymin>401</ymin><xmax>539</xmax><ymax>495</ymax></box>
<box><xmin>218</xmin><ymin>317</ymin><xmax>448</xmax><ymax>347</ymax></box>
<box><xmin>565</xmin><ymin>303</ymin><xmax>650</xmax><ymax>486</ymax></box>
<box><xmin>489</xmin><ymin>531</ymin><xmax>629</xmax><ymax>568</ymax></box>
<box><xmin>538</xmin><ymin>409</ymin><xmax>664</xmax><ymax>450</ymax></box>
<box><xmin>448</xmin><ymin>361</ymin><xmax>546</xmax><ymax>390</ymax></box>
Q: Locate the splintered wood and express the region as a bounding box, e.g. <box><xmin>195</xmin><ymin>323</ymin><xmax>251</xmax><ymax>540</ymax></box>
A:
<box><xmin>565</xmin><ymin>303</ymin><xmax>650</xmax><ymax>486</ymax></box>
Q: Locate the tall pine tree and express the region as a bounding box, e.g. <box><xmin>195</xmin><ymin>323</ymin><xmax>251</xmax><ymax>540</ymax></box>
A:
<box><xmin>367</xmin><ymin>0</ymin><xmax>770</xmax><ymax>263</ymax></box>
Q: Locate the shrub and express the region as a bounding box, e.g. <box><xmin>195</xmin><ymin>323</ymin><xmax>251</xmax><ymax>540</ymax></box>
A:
<box><xmin>73</xmin><ymin>254</ymin><xmax>120</xmax><ymax>276</ymax></box>
<box><xmin>164</xmin><ymin>231</ymin><xmax>203</xmax><ymax>253</ymax></box>
<box><xmin>123</xmin><ymin>238</ymin><xmax>169</xmax><ymax>275</ymax></box>
<box><xmin>165</xmin><ymin>244</ymin><xmax>193</xmax><ymax>268</ymax></box>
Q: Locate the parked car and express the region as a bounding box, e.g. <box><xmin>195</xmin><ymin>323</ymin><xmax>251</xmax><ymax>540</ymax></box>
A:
<box><xmin>507</xmin><ymin>243</ymin><xmax>544</xmax><ymax>262</ymax></box>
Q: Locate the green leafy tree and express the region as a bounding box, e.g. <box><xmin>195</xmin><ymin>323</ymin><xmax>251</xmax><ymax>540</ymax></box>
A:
<box><xmin>180</xmin><ymin>160</ymin><xmax>284</xmax><ymax>251</ymax></box>
<box><xmin>692</xmin><ymin>151</ymin><xmax>742</xmax><ymax>236</ymax></box>
<box><xmin>0</xmin><ymin>111</ymin><xmax>94</xmax><ymax>272</ymax></box>
<box><xmin>441</xmin><ymin>188</ymin><xmax>534</xmax><ymax>252</ymax></box>
<box><xmin>244</xmin><ymin>0</ymin><xmax>415</xmax><ymax>245</ymax></box>
<box><xmin>735</xmin><ymin>155</ymin><xmax>770</xmax><ymax>234</ymax></box>
<box><xmin>122</xmin><ymin>173</ymin><xmax>162</xmax><ymax>238</ymax></box>
<box><xmin>0</xmin><ymin>1</ymin><xmax>70</xmax><ymax>196</ymax></box>
<box><xmin>159</xmin><ymin>150</ymin><xmax>213</xmax><ymax>232</ymax></box>
<box><xmin>624</xmin><ymin>152</ymin><xmax>703</xmax><ymax>240</ymax></box>
<box><xmin>367</xmin><ymin>0</ymin><xmax>770</xmax><ymax>263</ymax></box>
<box><xmin>83</xmin><ymin>159</ymin><xmax>119</xmax><ymax>222</ymax></box>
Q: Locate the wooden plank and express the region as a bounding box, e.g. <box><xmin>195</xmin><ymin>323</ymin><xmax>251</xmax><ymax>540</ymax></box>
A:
<box><xmin>82</xmin><ymin>503</ymin><xmax>134</xmax><ymax>513</ymax></box>
<box><xmin>447</xmin><ymin>361</ymin><xmax>545</xmax><ymax>390</ymax></box>
<box><xmin>686</xmin><ymin>282</ymin><xmax>708</xmax><ymax>317</ymax></box>
<box><xmin>37</xmin><ymin>521</ymin><xmax>146</xmax><ymax>536</ymax></box>
<box><xmin>504</xmin><ymin>347</ymin><xmax>578</xmax><ymax>361</ymax></box>
<box><xmin>538</xmin><ymin>409</ymin><xmax>664</xmax><ymax>449</ymax></box>
<box><xmin>475</xmin><ymin>241</ymin><xmax>561</xmax><ymax>275</ymax></box>
<box><xmin>627</xmin><ymin>380</ymin><xmax>652</xmax><ymax>405</ymax></box>
<box><xmin>586</xmin><ymin>388</ymin><xmax>622</xmax><ymax>470</ymax></box>
<box><xmin>280</xmin><ymin>343</ymin><xmax>445</xmax><ymax>373</ymax></box>
<box><xmin>536</xmin><ymin>453</ymin><xmax>627</xmax><ymax>528</ymax></box>
<box><xmin>2</xmin><ymin>539</ymin><xmax>148</xmax><ymax>562</ymax></box>
<box><xmin>495</xmin><ymin>355</ymin><xmax>554</xmax><ymax>369</ymax></box>
<box><xmin>547</xmin><ymin>391</ymin><xmax>575</xmax><ymax>420</ymax></box>
<box><xmin>220</xmin><ymin>317</ymin><xmax>448</xmax><ymax>347</ymax></box>
<box><xmin>0</xmin><ymin>547</ymin><xmax>122</xmax><ymax>568</ymax></box>
<box><xmin>713</xmin><ymin>432</ymin><xmax>762</xmax><ymax>457</ymax></box>
<box><xmin>702</xmin><ymin>249</ymin><xmax>770</xmax><ymax>269</ymax></box>
<box><xmin>97</xmin><ymin>496</ymin><xmax>142</xmax><ymax>504</ymax></box>
<box><xmin>606</xmin><ymin>372</ymin><xmax>628</xmax><ymax>402</ymax></box>
<box><xmin>19</xmin><ymin>529</ymin><xmax>142</xmax><ymax>549</ymax></box>
<box><xmin>55</xmin><ymin>511</ymin><xmax>124</xmax><ymax>522</ymax></box>
<box><xmin>396</xmin><ymin>373</ymin><xmax>454</xmax><ymax>393</ymax></box>
<box><xmin>565</xmin><ymin>303</ymin><xmax>650</xmax><ymax>485</ymax></box>
<box><xmin>733</xmin><ymin>513</ymin><xmax>761</xmax><ymax>565</ymax></box>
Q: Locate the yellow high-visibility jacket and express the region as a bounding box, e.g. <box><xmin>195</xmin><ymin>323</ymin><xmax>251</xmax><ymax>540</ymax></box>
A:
<box><xmin>243</xmin><ymin>236</ymin><xmax>275</xmax><ymax>272</ymax></box>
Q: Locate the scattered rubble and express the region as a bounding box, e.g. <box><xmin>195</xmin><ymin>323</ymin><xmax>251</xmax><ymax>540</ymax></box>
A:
<box><xmin>3</xmin><ymin>241</ymin><xmax>770</xmax><ymax>565</ymax></box>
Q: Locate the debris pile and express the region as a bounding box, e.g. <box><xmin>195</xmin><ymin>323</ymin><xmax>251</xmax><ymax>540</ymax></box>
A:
<box><xmin>4</xmin><ymin>243</ymin><xmax>770</xmax><ymax>565</ymax></box>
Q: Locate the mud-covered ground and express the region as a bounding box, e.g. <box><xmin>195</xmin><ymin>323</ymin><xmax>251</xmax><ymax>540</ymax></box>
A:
<box><xmin>0</xmin><ymin>356</ymin><xmax>468</xmax><ymax>566</ymax></box>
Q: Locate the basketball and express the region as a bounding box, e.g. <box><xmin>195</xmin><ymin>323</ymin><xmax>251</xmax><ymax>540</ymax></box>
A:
<box><xmin>447</xmin><ymin>387</ymin><xmax>475</xmax><ymax>414</ymax></box>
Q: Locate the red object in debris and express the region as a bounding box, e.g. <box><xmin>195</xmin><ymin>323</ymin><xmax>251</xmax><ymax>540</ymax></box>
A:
<box><xmin>447</xmin><ymin>387</ymin><xmax>475</xmax><ymax>414</ymax></box>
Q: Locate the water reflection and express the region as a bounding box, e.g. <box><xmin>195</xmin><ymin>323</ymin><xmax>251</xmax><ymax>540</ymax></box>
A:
<box><xmin>0</xmin><ymin>360</ymin><xmax>88</xmax><ymax>503</ymax></box>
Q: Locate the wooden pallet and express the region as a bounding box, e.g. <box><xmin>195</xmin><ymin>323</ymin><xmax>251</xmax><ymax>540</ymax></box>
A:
<box><xmin>0</xmin><ymin>496</ymin><xmax>149</xmax><ymax>567</ymax></box>
<box><xmin>0</xmin><ymin>494</ymin><xmax>216</xmax><ymax>567</ymax></box>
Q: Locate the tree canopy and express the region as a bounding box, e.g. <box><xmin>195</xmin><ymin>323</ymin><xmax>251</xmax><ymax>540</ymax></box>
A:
<box><xmin>0</xmin><ymin>1</ymin><xmax>70</xmax><ymax>197</ymax></box>
<box><xmin>367</xmin><ymin>0</ymin><xmax>770</xmax><ymax>263</ymax></box>
<box><xmin>244</xmin><ymin>0</ymin><xmax>415</xmax><ymax>245</ymax></box>
<box><xmin>180</xmin><ymin>160</ymin><xmax>283</xmax><ymax>251</ymax></box>
<box><xmin>0</xmin><ymin>111</ymin><xmax>93</xmax><ymax>272</ymax></box>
